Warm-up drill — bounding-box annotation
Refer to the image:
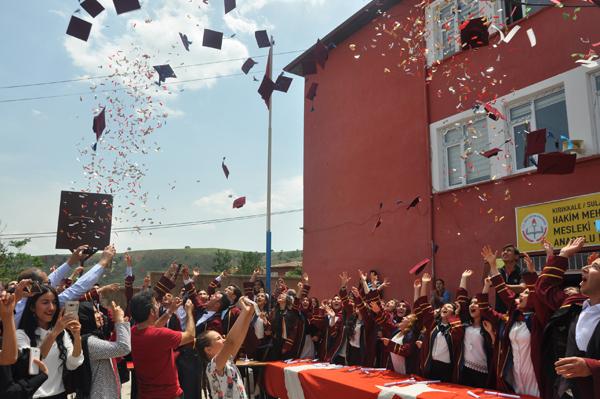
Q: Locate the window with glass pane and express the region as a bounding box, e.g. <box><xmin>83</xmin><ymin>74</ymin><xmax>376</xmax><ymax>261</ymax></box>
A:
<box><xmin>534</xmin><ymin>90</ymin><xmax>568</xmax><ymax>153</ymax></box>
<box><xmin>458</xmin><ymin>0</ymin><xmax>479</xmax><ymax>22</ymax></box>
<box><xmin>465</xmin><ymin>119</ymin><xmax>491</xmax><ymax>183</ymax></box>
<box><xmin>444</xmin><ymin>128</ymin><xmax>462</xmax><ymax>186</ymax></box>
<box><xmin>439</xmin><ymin>4</ymin><xmax>456</xmax><ymax>58</ymax></box>
<box><xmin>595</xmin><ymin>75</ymin><xmax>600</xmax><ymax>91</ymax></box>
<box><xmin>510</xmin><ymin>103</ymin><xmax>531</xmax><ymax>170</ymax></box>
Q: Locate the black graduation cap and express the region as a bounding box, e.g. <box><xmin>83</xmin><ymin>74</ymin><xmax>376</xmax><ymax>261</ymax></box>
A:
<box><xmin>203</xmin><ymin>29</ymin><xmax>223</xmax><ymax>50</ymax></box>
<box><xmin>81</xmin><ymin>0</ymin><xmax>105</xmax><ymax>18</ymax></box>
<box><xmin>258</xmin><ymin>76</ymin><xmax>276</xmax><ymax>108</ymax></box>
<box><xmin>153</xmin><ymin>64</ymin><xmax>177</xmax><ymax>85</ymax></box>
<box><xmin>179</xmin><ymin>32</ymin><xmax>192</xmax><ymax>51</ymax></box>
<box><xmin>113</xmin><ymin>0</ymin><xmax>141</xmax><ymax>15</ymax></box>
<box><xmin>56</xmin><ymin>190</ymin><xmax>113</xmax><ymax>252</ymax></box>
<box><xmin>306</xmin><ymin>82</ymin><xmax>318</xmax><ymax>100</ymax></box>
<box><xmin>537</xmin><ymin>152</ymin><xmax>576</xmax><ymax>174</ymax></box>
<box><xmin>66</xmin><ymin>16</ymin><xmax>92</xmax><ymax>42</ymax></box>
<box><xmin>274</xmin><ymin>73</ymin><xmax>293</xmax><ymax>93</ymax></box>
<box><xmin>313</xmin><ymin>39</ymin><xmax>329</xmax><ymax>69</ymax></box>
<box><xmin>241</xmin><ymin>58</ymin><xmax>257</xmax><ymax>74</ymax></box>
<box><xmin>255</xmin><ymin>30</ymin><xmax>271</xmax><ymax>48</ymax></box>
<box><xmin>460</xmin><ymin>17</ymin><xmax>489</xmax><ymax>49</ymax></box>
<box><xmin>93</xmin><ymin>107</ymin><xmax>106</xmax><ymax>141</ymax></box>
<box><xmin>222</xmin><ymin>157</ymin><xmax>230</xmax><ymax>179</ymax></box>
<box><xmin>406</xmin><ymin>196</ymin><xmax>420</xmax><ymax>210</ymax></box>
<box><xmin>224</xmin><ymin>0</ymin><xmax>236</xmax><ymax>14</ymax></box>
<box><xmin>481</xmin><ymin>147</ymin><xmax>502</xmax><ymax>158</ymax></box>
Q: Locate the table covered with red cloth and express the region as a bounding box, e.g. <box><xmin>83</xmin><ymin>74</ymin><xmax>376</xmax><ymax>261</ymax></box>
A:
<box><xmin>264</xmin><ymin>361</ymin><xmax>540</xmax><ymax>399</ymax></box>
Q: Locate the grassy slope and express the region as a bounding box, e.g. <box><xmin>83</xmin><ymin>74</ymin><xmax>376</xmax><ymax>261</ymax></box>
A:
<box><xmin>37</xmin><ymin>248</ymin><xmax>302</xmax><ymax>284</ymax></box>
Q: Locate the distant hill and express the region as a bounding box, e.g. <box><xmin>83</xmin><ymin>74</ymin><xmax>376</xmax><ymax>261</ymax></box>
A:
<box><xmin>38</xmin><ymin>248</ymin><xmax>303</xmax><ymax>284</ymax></box>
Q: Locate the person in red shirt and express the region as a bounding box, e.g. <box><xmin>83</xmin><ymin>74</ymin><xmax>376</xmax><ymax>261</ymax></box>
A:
<box><xmin>129</xmin><ymin>290</ymin><xmax>196</xmax><ymax>399</ymax></box>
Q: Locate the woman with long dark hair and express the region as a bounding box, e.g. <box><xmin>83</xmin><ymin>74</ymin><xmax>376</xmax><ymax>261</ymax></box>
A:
<box><xmin>76</xmin><ymin>301</ymin><xmax>131</xmax><ymax>399</ymax></box>
<box><xmin>16</xmin><ymin>286</ymin><xmax>83</xmax><ymax>399</ymax></box>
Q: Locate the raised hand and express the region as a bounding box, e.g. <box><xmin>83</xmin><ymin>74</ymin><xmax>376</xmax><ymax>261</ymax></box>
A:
<box><xmin>350</xmin><ymin>286</ymin><xmax>361</xmax><ymax>299</ymax></box>
<box><xmin>112</xmin><ymin>301</ymin><xmax>124</xmax><ymax>323</ymax></box>
<box><xmin>541</xmin><ymin>237</ymin><xmax>554</xmax><ymax>258</ymax></box>
<box><xmin>0</xmin><ymin>292</ymin><xmax>16</xmax><ymax>321</ymax></box>
<box><xmin>193</xmin><ymin>267</ymin><xmax>201</xmax><ymax>279</ymax></box>
<box><xmin>184</xmin><ymin>299</ymin><xmax>194</xmax><ymax>313</ymax></box>
<box><xmin>481</xmin><ymin>245</ymin><xmax>498</xmax><ymax>267</ymax></box>
<box><xmin>181</xmin><ymin>265</ymin><xmax>190</xmax><ymax>281</ymax></box>
<box><xmin>414</xmin><ymin>279</ymin><xmax>422</xmax><ymax>290</ymax></box>
<box><xmin>125</xmin><ymin>253</ymin><xmax>133</xmax><ymax>267</ymax></box>
<box><xmin>239</xmin><ymin>296</ymin><xmax>254</xmax><ymax>314</ymax></box>
<box><xmin>302</xmin><ymin>272</ymin><xmax>309</xmax><ymax>285</ymax></box>
<box><xmin>99</xmin><ymin>245</ymin><xmax>116</xmax><ymax>268</ymax></box>
<box><xmin>323</xmin><ymin>305</ymin><xmax>335</xmax><ymax>318</ymax></box>
<box><xmin>68</xmin><ymin>245</ymin><xmax>90</xmax><ymax>266</ymax></box>
<box><xmin>297</xmin><ymin>281</ymin><xmax>304</xmax><ymax>291</ymax></box>
<box><xmin>559</xmin><ymin>237</ymin><xmax>586</xmax><ymax>258</ymax></box>
<box><xmin>588</xmin><ymin>252</ymin><xmax>599</xmax><ymax>265</ymax></box>
<box><xmin>379</xmin><ymin>277</ymin><xmax>391</xmax><ymax>289</ymax></box>
<box><xmin>358</xmin><ymin>269</ymin><xmax>367</xmax><ymax>281</ymax></box>
<box><xmin>462</xmin><ymin>270</ymin><xmax>473</xmax><ymax>278</ymax></box>
<box><xmin>369</xmin><ymin>301</ymin><xmax>381</xmax><ymax>314</ymax></box>
<box><xmin>421</xmin><ymin>273</ymin><xmax>431</xmax><ymax>285</ymax></box>
<box><xmin>14</xmin><ymin>279</ymin><xmax>33</xmax><ymax>302</ymax></box>
<box><xmin>339</xmin><ymin>271</ymin><xmax>351</xmax><ymax>288</ymax></box>
<box><xmin>98</xmin><ymin>283</ymin><xmax>120</xmax><ymax>297</ymax></box>
<box><xmin>166</xmin><ymin>262</ymin><xmax>178</xmax><ymax>279</ymax></box>
<box><xmin>523</xmin><ymin>252</ymin><xmax>535</xmax><ymax>272</ymax></box>
<box><xmin>142</xmin><ymin>274</ymin><xmax>151</xmax><ymax>289</ymax></box>
<box><xmin>55</xmin><ymin>311</ymin><xmax>77</xmax><ymax>334</ymax></box>
<box><xmin>169</xmin><ymin>297</ymin><xmax>183</xmax><ymax>313</ymax></box>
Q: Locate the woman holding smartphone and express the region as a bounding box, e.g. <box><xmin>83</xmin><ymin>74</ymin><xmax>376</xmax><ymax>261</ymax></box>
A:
<box><xmin>16</xmin><ymin>286</ymin><xmax>83</xmax><ymax>399</ymax></box>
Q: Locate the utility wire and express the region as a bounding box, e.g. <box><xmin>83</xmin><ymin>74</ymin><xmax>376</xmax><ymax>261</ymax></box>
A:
<box><xmin>0</xmin><ymin>209</ymin><xmax>303</xmax><ymax>240</ymax></box>
<box><xmin>0</xmin><ymin>49</ymin><xmax>304</xmax><ymax>90</ymax></box>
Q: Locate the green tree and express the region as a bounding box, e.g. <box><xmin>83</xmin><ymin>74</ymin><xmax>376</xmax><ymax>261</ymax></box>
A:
<box><xmin>0</xmin><ymin>238</ymin><xmax>44</xmax><ymax>282</ymax></box>
<box><xmin>285</xmin><ymin>265</ymin><xmax>303</xmax><ymax>277</ymax></box>
<box><xmin>212</xmin><ymin>249</ymin><xmax>232</xmax><ymax>273</ymax></box>
<box><xmin>238</xmin><ymin>251</ymin><xmax>262</xmax><ymax>275</ymax></box>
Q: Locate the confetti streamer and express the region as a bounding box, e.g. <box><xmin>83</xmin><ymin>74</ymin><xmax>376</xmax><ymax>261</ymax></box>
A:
<box><xmin>526</xmin><ymin>28</ymin><xmax>536</xmax><ymax>47</ymax></box>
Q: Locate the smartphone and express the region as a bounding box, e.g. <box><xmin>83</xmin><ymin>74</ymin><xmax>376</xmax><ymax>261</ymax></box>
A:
<box><xmin>65</xmin><ymin>301</ymin><xmax>80</xmax><ymax>317</ymax></box>
<box><xmin>29</xmin><ymin>347</ymin><xmax>40</xmax><ymax>375</ymax></box>
<box><xmin>28</xmin><ymin>282</ymin><xmax>42</xmax><ymax>294</ymax></box>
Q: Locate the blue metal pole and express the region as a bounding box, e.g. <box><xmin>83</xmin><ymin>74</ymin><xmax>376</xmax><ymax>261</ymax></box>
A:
<box><xmin>266</xmin><ymin>231</ymin><xmax>272</xmax><ymax>294</ymax></box>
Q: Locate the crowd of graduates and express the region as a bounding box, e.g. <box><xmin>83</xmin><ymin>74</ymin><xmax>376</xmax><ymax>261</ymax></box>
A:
<box><xmin>0</xmin><ymin>236</ymin><xmax>599</xmax><ymax>399</ymax></box>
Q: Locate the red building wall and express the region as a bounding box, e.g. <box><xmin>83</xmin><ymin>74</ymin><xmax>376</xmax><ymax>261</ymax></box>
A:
<box><xmin>302</xmin><ymin>0</ymin><xmax>432</xmax><ymax>299</ymax></box>
<box><xmin>302</xmin><ymin>2</ymin><xmax>600</xmax><ymax>299</ymax></box>
<box><xmin>428</xmin><ymin>7</ymin><xmax>600</xmax><ymax>291</ymax></box>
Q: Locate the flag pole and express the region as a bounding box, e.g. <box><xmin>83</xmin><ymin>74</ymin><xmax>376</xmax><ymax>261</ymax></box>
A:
<box><xmin>266</xmin><ymin>40</ymin><xmax>274</xmax><ymax>295</ymax></box>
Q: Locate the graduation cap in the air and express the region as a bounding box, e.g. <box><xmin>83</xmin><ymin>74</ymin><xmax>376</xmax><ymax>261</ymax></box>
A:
<box><xmin>524</xmin><ymin>128</ymin><xmax>547</xmax><ymax>166</ymax></box>
<box><xmin>460</xmin><ymin>17</ymin><xmax>489</xmax><ymax>49</ymax></box>
<box><xmin>113</xmin><ymin>0</ymin><xmax>141</xmax><ymax>15</ymax></box>
<box><xmin>232</xmin><ymin>196</ymin><xmax>246</xmax><ymax>209</ymax></box>
<box><xmin>255</xmin><ymin>30</ymin><xmax>271</xmax><ymax>48</ymax></box>
<box><xmin>258</xmin><ymin>76</ymin><xmax>276</xmax><ymax>108</ymax></box>
<box><xmin>224</xmin><ymin>0</ymin><xmax>236</xmax><ymax>14</ymax></box>
<box><xmin>202</xmin><ymin>29</ymin><xmax>223</xmax><ymax>50</ymax></box>
<box><xmin>56</xmin><ymin>190</ymin><xmax>113</xmax><ymax>252</ymax></box>
<box><xmin>241</xmin><ymin>58</ymin><xmax>257</xmax><ymax>74</ymax></box>
<box><xmin>406</xmin><ymin>196</ymin><xmax>421</xmax><ymax>210</ymax></box>
<box><xmin>93</xmin><ymin>107</ymin><xmax>106</xmax><ymax>141</ymax></box>
<box><xmin>313</xmin><ymin>39</ymin><xmax>329</xmax><ymax>69</ymax></box>
<box><xmin>179</xmin><ymin>32</ymin><xmax>192</xmax><ymax>51</ymax></box>
<box><xmin>306</xmin><ymin>82</ymin><xmax>318</xmax><ymax>101</ymax></box>
<box><xmin>409</xmin><ymin>258</ymin><xmax>430</xmax><ymax>275</ymax></box>
<box><xmin>481</xmin><ymin>147</ymin><xmax>502</xmax><ymax>158</ymax></box>
<box><xmin>66</xmin><ymin>16</ymin><xmax>92</xmax><ymax>42</ymax></box>
<box><xmin>81</xmin><ymin>0</ymin><xmax>105</xmax><ymax>18</ymax></box>
<box><xmin>484</xmin><ymin>102</ymin><xmax>505</xmax><ymax>121</ymax></box>
<box><xmin>222</xmin><ymin>157</ymin><xmax>230</xmax><ymax>179</ymax></box>
<box><xmin>274</xmin><ymin>73</ymin><xmax>293</xmax><ymax>93</ymax></box>
<box><xmin>537</xmin><ymin>152</ymin><xmax>576</xmax><ymax>174</ymax></box>
<box><xmin>153</xmin><ymin>64</ymin><xmax>177</xmax><ymax>85</ymax></box>
<box><xmin>91</xmin><ymin>142</ymin><xmax>98</xmax><ymax>152</ymax></box>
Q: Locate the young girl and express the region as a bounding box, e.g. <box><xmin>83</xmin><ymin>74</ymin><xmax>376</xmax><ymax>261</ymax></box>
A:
<box><xmin>17</xmin><ymin>286</ymin><xmax>83</xmax><ymax>399</ymax></box>
<box><xmin>197</xmin><ymin>296</ymin><xmax>255</xmax><ymax>399</ymax></box>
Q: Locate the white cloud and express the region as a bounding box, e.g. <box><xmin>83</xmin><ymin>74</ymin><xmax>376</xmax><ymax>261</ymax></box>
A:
<box><xmin>48</xmin><ymin>9</ymin><xmax>68</xmax><ymax>20</ymax></box>
<box><xmin>193</xmin><ymin>175</ymin><xmax>302</xmax><ymax>215</ymax></box>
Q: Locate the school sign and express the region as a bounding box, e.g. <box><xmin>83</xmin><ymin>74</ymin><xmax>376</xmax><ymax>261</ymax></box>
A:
<box><xmin>515</xmin><ymin>192</ymin><xmax>600</xmax><ymax>252</ymax></box>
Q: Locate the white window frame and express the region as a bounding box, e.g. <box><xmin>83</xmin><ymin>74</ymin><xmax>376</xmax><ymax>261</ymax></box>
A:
<box><xmin>592</xmin><ymin>72</ymin><xmax>600</xmax><ymax>148</ymax></box>
<box><xmin>506</xmin><ymin>86</ymin><xmax>569</xmax><ymax>172</ymax></box>
<box><xmin>440</xmin><ymin>117</ymin><xmax>491</xmax><ymax>189</ymax></box>
<box><xmin>426</xmin><ymin>0</ymin><xmax>501</xmax><ymax>65</ymax></box>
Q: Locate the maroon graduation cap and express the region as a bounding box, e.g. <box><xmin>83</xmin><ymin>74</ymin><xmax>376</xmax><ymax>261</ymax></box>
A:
<box><xmin>203</xmin><ymin>29</ymin><xmax>224</xmax><ymax>50</ymax></box>
<box><xmin>306</xmin><ymin>82</ymin><xmax>318</xmax><ymax>101</ymax></box>
<box><xmin>241</xmin><ymin>58</ymin><xmax>257</xmax><ymax>74</ymax></box>
<box><xmin>113</xmin><ymin>0</ymin><xmax>141</xmax><ymax>15</ymax></box>
<box><xmin>232</xmin><ymin>196</ymin><xmax>246</xmax><ymax>208</ymax></box>
<box><xmin>313</xmin><ymin>39</ymin><xmax>329</xmax><ymax>69</ymax></box>
<box><xmin>274</xmin><ymin>73</ymin><xmax>293</xmax><ymax>93</ymax></box>
<box><xmin>460</xmin><ymin>17</ymin><xmax>489</xmax><ymax>49</ymax></box>
<box><xmin>224</xmin><ymin>0</ymin><xmax>236</xmax><ymax>14</ymax></box>
<box><xmin>81</xmin><ymin>0</ymin><xmax>105</xmax><ymax>18</ymax></box>
<box><xmin>524</xmin><ymin>128</ymin><xmax>547</xmax><ymax>166</ymax></box>
<box><xmin>481</xmin><ymin>147</ymin><xmax>502</xmax><ymax>158</ymax></box>
<box><xmin>537</xmin><ymin>152</ymin><xmax>576</xmax><ymax>174</ymax></box>
<box><xmin>56</xmin><ymin>191</ymin><xmax>113</xmax><ymax>253</ymax></box>
<box><xmin>409</xmin><ymin>258</ymin><xmax>430</xmax><ymax>275</ymax></box>
<box><xmin>93</xmin><ymin>107</ymin><xmax>106</xmax><ymax>141</ymax></box>
<box><xmin>255</xmin><ymin>30</ymin><xmax>271</xmax><ymax>48</ymax></box>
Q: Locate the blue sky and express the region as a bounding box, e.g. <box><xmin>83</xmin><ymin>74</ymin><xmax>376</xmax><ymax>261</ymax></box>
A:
<box><xmin>0</xmin><ymin>0</ymin><xmax>369</xmax><ymax>255</ymax></box>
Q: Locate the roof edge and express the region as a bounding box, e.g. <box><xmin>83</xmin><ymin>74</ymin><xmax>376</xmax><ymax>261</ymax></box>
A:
<box><xmin>283</xmin><ymin>0</ymin><xmax>402</xmax><ymax>77</ymax></box>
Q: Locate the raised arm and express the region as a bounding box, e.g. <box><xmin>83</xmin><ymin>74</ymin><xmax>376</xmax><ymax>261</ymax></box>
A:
<box><xmin>357</xmin><ymin>269</ymin><xmax>370</xmax><ymax>294</ymax></box>
<box><xmin>0</xmin><ymin>293</ymin><xmax>18</xmax><ymax>365</ymax></box>
<box><xmin>476</xmin><ymin>277</ymin><xmax>505</xmax><ymax>326</ymax></box>
<box><xmin>155</xmin><ymin>297</ymin><xmax>182</xmax><ymax>328</ymax></box>
<box><xmin>456</xmin><ymin>270</ymin><xmax>472</xmax><ymax>320</ymax></box>
<box><xmin>87</xmin><ymin>302</ymin><xmax>131</xmax><ymax>360</ymax></box>
<box><xmin>213</xmin><ymin>297</ymin><xmax>254</xmax><ymax>371</ymax></box>
<box><xmin>179</xmin><ymin>299</ymin><xmax>196</xmax><ymax>346</ymax></box>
